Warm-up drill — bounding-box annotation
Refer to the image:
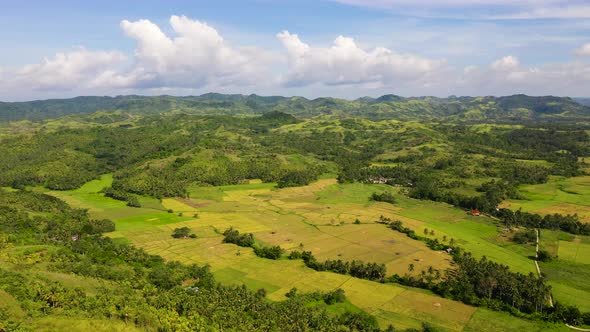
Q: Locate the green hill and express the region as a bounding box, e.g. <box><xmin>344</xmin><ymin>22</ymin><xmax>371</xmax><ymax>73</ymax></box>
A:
<box><xmin>2</xmin><ymin>93</ymin><xmax>589</xmax><ymax>122</ymax></box>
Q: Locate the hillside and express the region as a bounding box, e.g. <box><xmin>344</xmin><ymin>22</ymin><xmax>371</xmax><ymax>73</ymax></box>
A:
<box><xmin>1</xmin><ymin>93</ymin><xmax>589</xmax><ymax>123</ymax></box>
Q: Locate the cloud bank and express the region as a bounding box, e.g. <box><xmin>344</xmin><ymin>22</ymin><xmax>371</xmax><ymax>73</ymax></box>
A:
<box><xmin>1</xmin><ymin>15</ymin><xmax>590</xmax><ymax>99</ymax></box>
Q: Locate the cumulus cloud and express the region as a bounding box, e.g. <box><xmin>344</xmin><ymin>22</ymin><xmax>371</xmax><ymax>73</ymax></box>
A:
<box><xmin>5</xmin><ymin>48</ymin><xmax>126</xmax><ymax>91</ymax></box>
<box><xmin>0</xmin><ymin>16</ymin><xmax>272</xmax><ymax>96</ymax></box>
<box><xmin>575</xmin><ymin>43</ymin><xmax>590</xmax><ymax>57</ymax></box>
<box><xmin>277</xmin><ymin>31</ymin><xmax>446</xmax><ymax>87</ymax></box>
<box><xmin>117</xmin><ymin>15</ymin><xmax>271</xmax><ymax>89</ymax></box>
<box><xmin>491</xmin><ymin>55</ymin><xmax>520</xmax><ymax>71</ymax></box>
<box><xmin>458</xmin><ymin>55</ymin><xmax>590</xmax><ymax>96</ymax></box>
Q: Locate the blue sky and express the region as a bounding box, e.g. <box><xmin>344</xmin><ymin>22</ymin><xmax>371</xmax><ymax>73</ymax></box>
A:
<box><xmin>1</xmin><ymin>0</ymin><xmax>590</xmax><ymax>100</ymax></box>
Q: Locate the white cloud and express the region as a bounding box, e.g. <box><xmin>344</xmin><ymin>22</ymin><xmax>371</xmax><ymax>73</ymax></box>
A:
<box><xmin>2</xmin><ymin>14</ymin><xmax>590</xmax><ymax>99</ymax></box>
<box><xmin>575</xmin><ymin>43</ymin><xmax>590</xmax><ymax>56</ymax></box>
<box><xmin>277</xmin><ymin>31</ymin><xmax>446</xmax><ymax>87</ymax></box>
<box><xmin>458</xmin><ymin>55</ymin><xmax>590</xmax><ymax>96</ymax></box>
<box><xmin>491</xmin><ymin>55</ymin><xmax>520</xmax><ymax>71</ymax></box>
<box><xmin>7</xmin><ymin>48</ymin><xmax>126</xmax><ymax>91</ymax></box>
<box><xmin>117</xmin><ymin>15</ymin><xmax>272</xmax><ymax>89</ymax></box>
<box><xmin>0</xmin><ymin>16</ymin><xmax>273</xmax><ymax>96</ymax></box>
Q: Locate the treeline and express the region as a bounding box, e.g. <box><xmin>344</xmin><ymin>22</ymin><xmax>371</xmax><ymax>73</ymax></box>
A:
<box><xmin>494</xmin><ymin>208</ymin><xmax>590</xmax><ymax>235</ymax></box>
<box><xmin>277</xmin><ymin>168</ymin><xmax>321</xmax><ymax>188</ymax></box>
<box><xmin>370</xmin><ymin>191</ymin><xmax>396</xmax><ymax>204</ymax></box>
<box><xmin>0</xmin><ymin>189</ymin><xmax>397</xmax><ymax>332</ymax></box>
<box><xmin>222</xmin><ymin>227</ymin><xmax>285</xmax><ymax>260</ymax></box>
<box><xmin>382</xmin><ymin>217</ymin><xmax>449</xmax><ymax>251</ymax></box>
<box><xmin>103</xmin><ymin>186</ymin><xmax>141</xmax><ymax>207</ymax></box>
<box><xmin>288</xmin><ymin>250</ymin><xmax>387</xmax><ymax>281</ymax></box>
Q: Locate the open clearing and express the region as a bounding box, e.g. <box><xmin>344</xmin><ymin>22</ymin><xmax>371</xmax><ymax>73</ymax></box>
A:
<box><xmin>47</xmin><ymin>177</ymin><xmax>560</xmax><ymax>330</ymax></box>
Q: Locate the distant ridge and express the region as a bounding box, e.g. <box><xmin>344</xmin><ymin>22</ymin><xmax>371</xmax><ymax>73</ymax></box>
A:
<box><xmin>1</xmin><ymin>93</ymin><xmax>589</xmax><ymax>123</ymax></box>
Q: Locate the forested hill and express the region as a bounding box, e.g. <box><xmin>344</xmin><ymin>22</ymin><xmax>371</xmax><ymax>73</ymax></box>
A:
<box><xmin>1</xmin><ymin>93</ymin><xmax>589</xmax><ymax>123</ymax></box>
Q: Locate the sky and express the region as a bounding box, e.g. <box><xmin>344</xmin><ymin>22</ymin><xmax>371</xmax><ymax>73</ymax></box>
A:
<box><xmin>1</xmin><ymin>0</ymin><xmax>590</xmax><ymax>101</ymax></box>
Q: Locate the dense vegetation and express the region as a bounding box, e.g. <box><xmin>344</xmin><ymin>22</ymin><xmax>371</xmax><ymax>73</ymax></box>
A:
<box><xmin>223</xmin><ymin>227</ymin><xmax>285</xmax><ymax>260</ymax></box>
<box><xmin>288</xmin><ymin>250</ymin><xmax>387</xmax><ymax>281</ymax></box>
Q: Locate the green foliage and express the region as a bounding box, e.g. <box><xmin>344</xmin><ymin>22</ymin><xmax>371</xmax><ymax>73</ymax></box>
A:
<box><xmin>495</xmin><ymin>208</ymin><xmax>590</xmax><ymax>235</ymax></box>
<box><xmin>370</xmin><ymin>191</ymin><xmax>396</xmax><ymax>204</ymax></box>
<box><xmin>537</xmin><ymin>250</ymin><xmax>552</xmax><ymax>262</ymax></box>
<box><xmin>222</xmin><ymin>228</ymin><xmax>284</xmax><ymax>260</ymax></box>
<box><xmin>276</xmin><ymin>169</ymin><xmax>319</xmax><ymax>188</ymax></box>
<box><xmin>103</xmin><ymin>187</ymin><xmax>141</xmax><ymax>207</ymax></box>
<box><xmin>512</xmin><ymin>229</ymin><xmax>537</xmax><ymax>244</ymax></box>
<box><xmin>253</xmin><ymin>245</ymin><xmax>285</xmax><ymax>260</ymax></box>
<box><xmin>171</xmin><ymin>227</ymin><xmax>192</xmax><ymax>239</ymax></box>
<box><xmin>323</xmin><ymin>288</ymin><xmax>347</xmax><ymax>305</ymax></box>
<box><xmin>222</xmin><ymin>227</ymin><xmax>255</xmax><ymax>247</ymax></box>
<box><xmin>290</xmin><ymin>250</ymin><xmax>387</xmax><ymax>281</ymax></box>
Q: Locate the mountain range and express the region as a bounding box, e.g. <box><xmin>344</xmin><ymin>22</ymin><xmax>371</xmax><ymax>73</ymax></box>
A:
<box><xmin>1</xmin><ymin>93</ymin><xmax>589</xmax><ymax>123</ymax></box>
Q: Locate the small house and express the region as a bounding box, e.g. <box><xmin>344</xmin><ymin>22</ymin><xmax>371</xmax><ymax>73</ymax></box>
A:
<box><xmin>471</xmin><ymin>209</ymin><xmax>480</xmax><ymax>216</ymax></box>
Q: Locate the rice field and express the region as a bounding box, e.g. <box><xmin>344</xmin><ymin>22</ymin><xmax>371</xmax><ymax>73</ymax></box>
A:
<box><xmin>46</xmin><ymin>176</ymin><xmax>569</xmax><ymax>330</ymax></box>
